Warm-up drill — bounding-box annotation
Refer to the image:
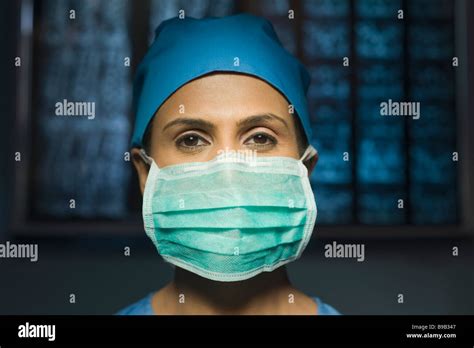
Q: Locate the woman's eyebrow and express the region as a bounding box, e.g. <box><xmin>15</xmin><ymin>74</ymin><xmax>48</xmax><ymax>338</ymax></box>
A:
<box><xmin>236</xmin><ymin>113</ymin><xmax>289</xmax><ymax>130</ymax></box>
<box><xmin>162</xmin><ymin>117</ymin><xmax>216</xmax><ymax>132</ymax></box>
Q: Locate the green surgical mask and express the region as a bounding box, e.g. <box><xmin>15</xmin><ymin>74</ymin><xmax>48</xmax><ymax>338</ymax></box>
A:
<box><xmin>139</xmin><ymin>146</ymin><xmax>318</xmax><ymax>282</ymax></box>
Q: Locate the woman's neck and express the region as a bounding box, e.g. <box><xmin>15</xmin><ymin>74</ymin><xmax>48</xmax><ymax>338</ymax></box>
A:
<box><xmin>160</xmin><ymin>267</ymin><xmax>299</xmax><ymax>314</ymax></box>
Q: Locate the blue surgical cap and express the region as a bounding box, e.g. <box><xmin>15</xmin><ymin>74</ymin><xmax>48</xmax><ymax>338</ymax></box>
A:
<box><xmin>131</xmin><ymin>13</ymin><xmax>312</xmax><ymax>148</ymax></box>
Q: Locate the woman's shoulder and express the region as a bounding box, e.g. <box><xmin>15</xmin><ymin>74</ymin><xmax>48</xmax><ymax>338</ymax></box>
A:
<box><xmin>313</xmin><ymin>297</ymin><xmax>341</xmax><ymax>315</ymax></box>
<box><xmin>116</xmin><ymin>292</ymin><xmax>155</xmax><ymax>315</ymax></box>
<box><xmin>116</xmin><ymin>293</ymin><xmax>341</xmax><ymax>315</ymax></box>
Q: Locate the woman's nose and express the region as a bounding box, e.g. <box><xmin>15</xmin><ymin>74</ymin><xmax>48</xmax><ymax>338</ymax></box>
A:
<box><xmin>208</xmin><ymin>138</ymin><xmax>243</xmax><ymax>159</ymax></box>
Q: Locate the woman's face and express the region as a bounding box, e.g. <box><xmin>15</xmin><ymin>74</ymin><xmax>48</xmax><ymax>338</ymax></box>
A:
<box><xmin>133</xmin><ymin>73</ymin><xmax>306</xmax><ymax>193</ymax></box>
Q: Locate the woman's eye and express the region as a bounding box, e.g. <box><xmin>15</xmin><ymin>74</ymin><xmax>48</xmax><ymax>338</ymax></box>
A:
<box><xmin>176</xmin><ymin>133</ymin><xmax>209</xmax><ymax>150</ymax></box>
<box><xmin>245</xmin><ymin>133</ymin><xmax>276</xmax><ymax>147</ymax></box>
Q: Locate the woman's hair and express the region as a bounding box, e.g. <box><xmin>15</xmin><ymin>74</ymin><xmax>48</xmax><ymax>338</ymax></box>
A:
<box><xmin>141</xmin><ymin>114</ymin><xmax>309</xmax><ymax>157</ymax></box>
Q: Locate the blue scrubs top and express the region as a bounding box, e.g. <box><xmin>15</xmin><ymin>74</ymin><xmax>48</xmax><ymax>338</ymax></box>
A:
<box><xmin>117</xmin><ymin>292</ymin><xmax>340</xmax><ymax>315</ymax></box>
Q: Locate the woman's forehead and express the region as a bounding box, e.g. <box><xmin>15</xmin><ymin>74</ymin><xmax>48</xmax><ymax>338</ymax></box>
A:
<box><xmin>155</xmin><ymin>73</ymin><xmax>292</xmax><ymax>124</ymax></box>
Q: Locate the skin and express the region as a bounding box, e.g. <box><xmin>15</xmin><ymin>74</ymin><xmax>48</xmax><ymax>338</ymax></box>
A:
<box><xmin>131</xmin><ymin>72</ymin><xmax>319</xmax><ymax>315</ymax></box>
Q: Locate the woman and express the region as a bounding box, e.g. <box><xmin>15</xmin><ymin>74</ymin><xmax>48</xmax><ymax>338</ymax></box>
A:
<box><xmin>118</xmin><ymin>13</ymin><xmax>340</xmax><ymax>315</ymax></box>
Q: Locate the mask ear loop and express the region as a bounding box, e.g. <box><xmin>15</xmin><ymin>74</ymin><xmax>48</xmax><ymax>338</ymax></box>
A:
<box><xmin>300</xmin><ymin>145</ymin><xmax>318</xmax><ymax>162</ymax></box>
<box><xmin>139</xmin><ymin>149</ymin><xmax>153</xmax><ymax>165</ymax></box>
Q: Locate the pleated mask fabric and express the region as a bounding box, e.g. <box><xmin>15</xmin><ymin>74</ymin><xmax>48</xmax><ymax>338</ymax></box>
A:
<box><xmin>140</xmin><ymin>148</ymin><xmax>318</xmax><ymax>282</ymax></box>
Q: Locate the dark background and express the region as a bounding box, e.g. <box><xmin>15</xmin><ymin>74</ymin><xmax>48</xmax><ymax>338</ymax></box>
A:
<box><xmin>0</xmin><ymin>0</ymin><xmax>473</xmax><ymax>314</ymax></box>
